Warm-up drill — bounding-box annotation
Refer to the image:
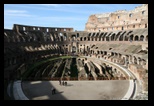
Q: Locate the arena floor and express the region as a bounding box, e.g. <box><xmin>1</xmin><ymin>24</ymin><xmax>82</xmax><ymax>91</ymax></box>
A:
<box><xmin>22</xmin><ymin>80</ymin><xmax>129</xmax><ymax>100</ymax></box>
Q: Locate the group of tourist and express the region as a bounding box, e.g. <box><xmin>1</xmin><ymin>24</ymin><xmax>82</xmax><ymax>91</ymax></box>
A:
<box><xmin>59</xmin><ymin>79</ymin><xmax>67</xmax><ymax>86</ymax></box>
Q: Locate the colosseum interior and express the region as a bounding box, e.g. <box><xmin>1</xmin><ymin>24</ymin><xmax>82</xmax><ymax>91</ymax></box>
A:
<box><xmin>4</xmin><ymin>4</ymin><xmax>148</xmax><ymax>100</ymax></box>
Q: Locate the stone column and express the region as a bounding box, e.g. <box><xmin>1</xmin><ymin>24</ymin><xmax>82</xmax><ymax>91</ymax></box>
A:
<box><xmin>132</xmin><ymin>56</ymin><xmax>134</xmax><ymax>64</ymax></box>
<box><xmin>137</xmin><ymin>58</ymin><xmax>140</xmax><ymax>65</ymax></box>
<box><xmin>128</xmin><ymin>56</ymin><xmax>132</xmax><ymax>64</ymax></box>
<box><xmin>76</xmin><ymin>42</ymin><xmax>78</xmax><ymax>54</ymax></box>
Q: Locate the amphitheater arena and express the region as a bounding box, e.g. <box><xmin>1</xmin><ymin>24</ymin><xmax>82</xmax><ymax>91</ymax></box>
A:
<box><xmin>4</xmin><ymin>4</ymin><xmax>148</xmax><ymax>100</ymax></box>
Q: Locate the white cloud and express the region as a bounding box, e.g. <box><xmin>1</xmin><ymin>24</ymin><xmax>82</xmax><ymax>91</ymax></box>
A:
<box><xmin>36</xmin><ymin>4</ymin><xmax>60</xmax><ymax>7</ymax></box>
<box><xmin>35</xmin><ymin>4</ymin><xmax>73</xmax><ymax>7</ymax></box>
<box><xmin>36</xmin><ymin>16</ymin><xmax>86</xmax><ymax>21</ymax></box>
<box><xmin>4</xmin><ymin>10</ymin><xmax>27</xmax><ymax>13</ymax></box>
<box><xmin>4</xmin><ymin>10</ymin><xmax>36</xmax><ymax>17</ymax></box>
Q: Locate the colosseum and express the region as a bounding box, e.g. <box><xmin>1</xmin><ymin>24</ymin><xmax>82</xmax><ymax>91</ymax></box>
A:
<box><xmin>4</xmin><ymin>4</ymin><xmax>148</xmax><ymax>100</ymax></box>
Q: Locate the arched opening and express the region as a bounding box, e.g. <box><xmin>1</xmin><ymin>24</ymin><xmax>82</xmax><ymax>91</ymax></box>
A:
<box><xmin>84</xmin><ymin>37</ymin><xmax>86</xmax><ymax>41</ymax></box>
<box><xmin>115</xmin><ymin>32</ymin><xmax>121</xmax><ymax>41</ymax></box>
<box><xmin>97</xmin><ymin>51</ymin><xmax>100</xmax><ymax>54</ymax></box>
<box><xmin>106</xmin><ymin>36</ymin><xmax>109</xmax><ymax>41</ymax></box>
<box><xmin>122</xmin><ymin>26</ymin><xmax>124</xmax><ymax>30</ymax></box>
<box><xmin>124</xmin><ymin>36</ymin><xmax>128</xmax><ymax>41</ymax></box>
<box><xmin>80</xmin><ymin>37</ymin><xmax>82</xmax><ymax>41</ymax></box>
<box><xmin>130</xmin><ymin>35</ymin><xmax>134</xmax><ymax>41</ymax></box>
<box><xmin>140</xmin><ymin>35</ymin><xmax>144</xmax><ymax>41</ymax></box>
<box><xmin>104</xmin><ymin>51</ymin><xmax>107</xmax><ymax>55</ymax></box>
<box><xmin>88</xmin><ymin>37</ymin><xmax>90</xmax><ymax>41</ymax></box>
<box><xmin>146</xmin><ymin>35</ymin><xmax>148</xmax><ymax>41</ymax></box>
<box><xmin>71</xmin><ymin>35</ymin><xmax>76</xmax><ymax>41</ymax></box>
<box><xmin>119</xmin><ymin>34</ymin><xmax>124</xmax><ymax>41</ymax></box>
<box><xmin>72</xmin><ymin>46</ymin><xmax>76</xmax><ymax>53</ymax></box>
<box><xmin>111</xmin><ymin>34</ymin><xmax>115</xmax><ymax>41</ymax></box>
<box><xmin>135</xmin><ymin>35</ymin><xmax>139</xmax><ymax>41</ymax></box>
<box><xmin>118</xmin><ymin>16</ymin><xmax>120</xmax><ymax>19</ymax></box>
<box><xmin>145</xmin><ymin>24</ymin><xmax>147</xmax><ymax>28</ymax></box>
<box><xmin>129</xmin><ymin>14</ymin><xmax>132</xmax><ymax>17</ymax></box>
<box><xmin>88</xmin><ymin>33</ymin><xmax>91</xmax><ymax>37</ymax></box>
<box><xmin>77</xmin><ymin>33</ymin><xmax>79</xmax><ymax>37</ymax></box>
<box><xmin>64</xmin><ymin>33</ymin><xmax>67</xmax><ymax>41</ymax></box>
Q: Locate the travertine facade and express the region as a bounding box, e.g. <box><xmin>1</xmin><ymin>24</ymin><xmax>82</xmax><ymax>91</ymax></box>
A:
<box><xmin>85</xmin><ymin>4</ymin><xmax>148</xmax><ymax>32</ymax></box>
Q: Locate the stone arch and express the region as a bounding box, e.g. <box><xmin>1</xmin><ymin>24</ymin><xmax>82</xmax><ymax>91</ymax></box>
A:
<box><xmin>60</xmin><ymin>36</ymin><xmax>64</xmax><ymax>41</ymax></box>
<box><xmin>124</xmin><ymin>36</ymin><xmax>128</xmax><ymax>41</ymax></box>
<box><xmin>115</xmin><ymin>32</ymin><xmax>121</xmax><ymax>41</ymax></box>
<box><xmin>104</xmin><ymin>51</ymin><xmax>107</xmax><ymax>55</ymax></box>
<box><xmin>91</xmin><ymin>37</ymin><xmax>94</xmax><ymax>41</ymax></box>
<box><xmin>103</xmin><ymin>32</ymin><xmax>108</xmax><ymax>41</ymax></box>
<box><xmin>71</xmin><ymin>35</ymin><xmax>76</xmax><ymax>41</ymax></box>
<box><xmin>111</xmin><ymin>33</ymin><xmax>115</xmax><ymax>41</ymax></box>
<box><xmin>134</xmin><ymin>35</ymin><xmax>139</xmax><ymax>41</ymax></box>
<box><xmin>140</xmin><ymin>35</ymin><xmax>144</xmax><ymax>41</ymax></box>
<box><xmin>84</xmin><ymin>37</ymin><xmax>86</xmax><ymax>41</ymax></box>
<box><xmin>88</xmin><ymin>33</ymin><xmax>91</xmax><ymax>37</ymax></box>
<box><xmin>133</xmin><ymin>25</ymin><xmax>135</xmax><ymax>28</ymax></box>
<box><xmin>122</xmin><ymin>26</ymin><xmax>124</xmax><ymax>30</ymax></box>
<box><xmin>129</xmin><ymin>34</ymin><xmax>134</xmax><ymax>41</ymax></box>
<box><xmin>80</xmin><ymin>37</ymin><xmax>83</xmax><ymax>41</ymax></box>
<box><xmin>97</xmin><ymin>50</ymin><xmax>100</xmax><ymax>54</ymax></box>
<box><xmin>63</xmin><ymin>33</ymin><xmax>67</xmax><ymax>41</ymax></box>
<box><xmin>99</xmin><ymin>33</ymin><xmax>104</xmax><ymax>41</ymax></box>
<box><xmin>129</xmin><ymin>13</ymin><xmax>132</xmax><ymax>17</ymax></box>
<box><xmin>119</xmin><ymin>34</ymin><xmax>123</xmax><ymax>41</ymax></box>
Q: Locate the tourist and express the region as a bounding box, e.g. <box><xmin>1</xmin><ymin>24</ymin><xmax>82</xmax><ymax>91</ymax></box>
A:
<box><xmin>51</xmin><ymin>87</ymin><xmax>54</xmax><ymax>95</ymax></box>
<box><xmin>65</xmin><ymin>81</ymin><xmax>67</xmax><ymax>86</ymax></box>
<box><xmin>53</xmin><ymin>88</ymin><xmax>56</xmax><ymax>94</ymax></box>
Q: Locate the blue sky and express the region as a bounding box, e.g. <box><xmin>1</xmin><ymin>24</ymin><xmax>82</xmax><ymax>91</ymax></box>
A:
<box><xmin>4</xmin><ymin>4</ymin><xmax>142</xmax><ymax>31</ymax></box>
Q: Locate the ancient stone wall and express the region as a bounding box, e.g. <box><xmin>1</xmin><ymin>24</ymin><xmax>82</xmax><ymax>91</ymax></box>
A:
<box><xmin>85</xmin><ymin>4</ymin><xmax>148</xmax><ymax>32</ymax></box>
